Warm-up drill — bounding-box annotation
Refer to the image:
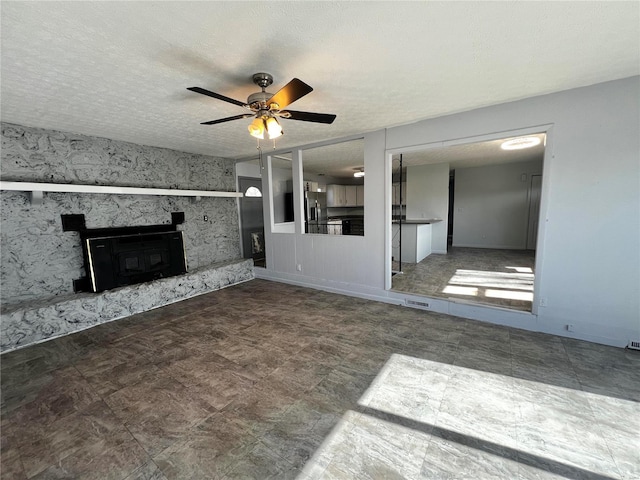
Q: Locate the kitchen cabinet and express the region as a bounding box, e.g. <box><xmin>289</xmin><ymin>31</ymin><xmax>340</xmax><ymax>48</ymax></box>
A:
<box><xmin>304</xmin><ymin>180</ymin><xmax>320</xmax><ymax>192</ymax></box>
<box><xmin>356</xmin><ymin>185</ymin><xmax>364</xmax><ymax>206</ymax></box>
<box><xmin>392</xmin><ymin>222</ymin><xmax>432</xmax><ymax>263</ymax></box>
<box><xmin>327</xmin><ymin>184</ymin><xmax>364</xmax><ymax>207</ymax></box>
<box><xmin>326</xmin><ymin>184</ymin><xmax>346</xmax><ymax>207</ymax></box>
<box><xmin>345</xmin><ymin>185</ymin><xmax>358</xmax><ymax>206</ymax></box>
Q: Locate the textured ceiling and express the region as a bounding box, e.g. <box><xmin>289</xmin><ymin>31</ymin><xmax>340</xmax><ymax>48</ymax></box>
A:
<box><xmin>1</xmin><ymin>2</ymin><xmax>638</xmax><ymax>161</ymax></box>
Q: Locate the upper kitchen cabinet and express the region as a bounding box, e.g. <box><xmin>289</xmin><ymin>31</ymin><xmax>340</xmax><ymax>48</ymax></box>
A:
<box><xmin>345</xmin><ymin>185</ymin><xmax>358</xmax><ymax>206</ymax></box>
<box><xmin>327</xmin><ymin>184</ymin><xmax>346</xmax><ymax>207</ymax></box>
<box><xmin>327</xmin><ymin>184</ymin><xmax>363</xmax><ymax>207</ymax></box>
<box><xmin>356</xmin><ymin>185</ymin><xmax>364</xmax><ymax>206</ymax></box>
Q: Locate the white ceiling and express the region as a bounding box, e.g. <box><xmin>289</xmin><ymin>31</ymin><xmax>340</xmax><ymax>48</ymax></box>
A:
<box><xmin>1</xmin><ymin>2</ymin><xmax>638</xmax><ymax>161</ymax></box>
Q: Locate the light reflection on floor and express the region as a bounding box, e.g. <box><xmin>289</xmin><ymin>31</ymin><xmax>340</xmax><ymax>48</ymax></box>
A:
<box><xmin>297</xmin><ymin>354</ymin><xmax>638</xmax><ymax>479</ymax></box>
<box><xmin>391</xmin><ymin>248</ymin><xmax>536</xmax><ymax>311</ymax></box>
<box><xmin>444</xmin><ymin>268</ymin><xmax>535</xmax><ymax>302</ymax></box>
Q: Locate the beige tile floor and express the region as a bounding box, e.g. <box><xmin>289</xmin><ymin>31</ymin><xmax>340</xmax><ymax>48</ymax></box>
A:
<box><xmin>392</xmin><ymin>247</ymin><xmax>537</xmax><ymax>311</ymax></box>
<box><xmin>1</xmin><ymin>279</ymin><xmax>639</xmax><ymax>479</ymax></box>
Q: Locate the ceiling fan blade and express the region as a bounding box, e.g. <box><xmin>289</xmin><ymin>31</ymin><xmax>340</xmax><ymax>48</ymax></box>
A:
<box><xmin>200</xmin><ymin>113</ymin><xmax>255</xmax><ymax>125</ymax></box>
<box><xmin>267</xmin><ymin>78</ymin><xmax>313</xmax><ymax>110</ymax></box>
<box><xmin>281</xmin><ymin>110</ymin><xmax>337</xmax><ymax>124</ymax></box>
<box><xmin>187</xmin><ymin>87</ymin><xmax>247</xmax><ymax>108</ymax></box>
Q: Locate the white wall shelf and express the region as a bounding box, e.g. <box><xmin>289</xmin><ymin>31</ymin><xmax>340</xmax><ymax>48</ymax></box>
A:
<box><xmin>0</xmin><ymin>181</ymin><xmax>243</xmax><ymax>203</ymax></box>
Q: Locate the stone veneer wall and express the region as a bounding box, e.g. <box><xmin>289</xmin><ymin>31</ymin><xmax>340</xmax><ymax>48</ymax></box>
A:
<box><xmin>1</xmin><ymin>122</ymin><xmax>243</xmax><ymax>307</ymax></box>
<box><xmin>1</xmin><ymin>259</ymin><xmax>254</xmax><ymax>352</ymax></box>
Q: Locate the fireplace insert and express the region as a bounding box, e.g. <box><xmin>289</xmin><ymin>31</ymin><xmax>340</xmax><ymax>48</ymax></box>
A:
<box><xmin>63</xmin><ymin>212</ymin><xmax>187</xmax><ymax>293</ymax></box>
<box><xmin>86</xmin><ymin>231</ymin><xmax>187</xmax><ymax>292</ymax></box>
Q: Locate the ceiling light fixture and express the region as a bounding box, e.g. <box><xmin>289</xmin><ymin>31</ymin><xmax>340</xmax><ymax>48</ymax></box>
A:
<box><xmin>248</xmin><ymin>118</ymin><xmax>265</xmax><ymax>139</ymax></box>
<box><xmin>354</xmin><ymin>168</ymin><xmax>365</xmax><ymax>178</ymax></box>
<box><xmin>501</xmin><ymin>137</ymin><xmax>541</xmax><ymax>150</ymax></box>
<box><xmin>265</xmin><ymin>116</ymin><xmax>283</xmax><ymax>139</ymax></box>
<box><xmin>248</xmin><ymin>113</ymin><xmax>284</xmax><ymax>147</ymax></box>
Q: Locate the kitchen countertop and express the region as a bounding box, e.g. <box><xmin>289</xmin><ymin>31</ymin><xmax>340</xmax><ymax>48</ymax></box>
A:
<box><xmin>392</xmin><ymin>218</ymin><xmax>442</xmax><ymax>224</ymax></box>
<box><xmin>328</xmin><ymin>216</ymin><xmax>364</xmax><ymax>221</ymax></box>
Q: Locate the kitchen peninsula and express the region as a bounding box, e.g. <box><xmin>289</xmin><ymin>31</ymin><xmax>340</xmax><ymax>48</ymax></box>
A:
<box><xmin>392</xmin><ymin>219</ymin><xmax>442</xmax><ymax>263</ymax></box>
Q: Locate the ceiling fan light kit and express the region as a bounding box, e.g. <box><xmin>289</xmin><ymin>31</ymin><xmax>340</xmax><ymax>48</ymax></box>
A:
<box><xmin>187</xmin><ymin>72</ymin><xmax>336</xmax><ymax>147</ymax></box>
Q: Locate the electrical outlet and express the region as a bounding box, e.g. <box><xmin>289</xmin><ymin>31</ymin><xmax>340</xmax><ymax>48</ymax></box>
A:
<box><xmin>566</xmin><ymin>324</ymin><xmax>574</xmax><ymax>332</ymax></box>
<box><xmin>296</xmin><ymin>264</ymin><xmax>302</xmax><ymax>272</ymax></box>
<box><xmin>203</xmin><ymin>215</ymin><xmax>208</xmax><ymax>221</ymax></box>
<box><xmin>539</xmin><ymin>297</ymin><xmax>548</xmax><ymax>307</ymax></box>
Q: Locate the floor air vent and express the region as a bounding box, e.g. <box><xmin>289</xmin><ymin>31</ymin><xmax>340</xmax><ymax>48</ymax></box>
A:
<box><xmin>628</xmin><ymin>340</ymin><xmax>640</xmax><ymax>351</ymax></box>
<box><xmin>406</xmin><ymin>299</ymin><xmax>430</xmax><ymax>308</ymax></box>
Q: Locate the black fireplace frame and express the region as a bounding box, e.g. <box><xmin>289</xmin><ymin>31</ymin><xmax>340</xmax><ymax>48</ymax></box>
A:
<box><xmin>62</xmin><ymin>212</ymin><xmax>187</xmax><ymax>293</ymax></box>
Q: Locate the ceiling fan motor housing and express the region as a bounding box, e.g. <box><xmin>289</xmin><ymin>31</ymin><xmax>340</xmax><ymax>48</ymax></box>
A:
<box><xmin>247</xmin><ymin>91</ymin><xmax>275</xmax><ymax>109</ymax></box>
<box><xmin>252</xmin><ymin>72</ymin><xmax>274</xmax><ymax>89</ymax></box>
<box><xmin>248</xmin><ymin>73</ymin><xmax>281</xmax><ymax>112</ymax></box>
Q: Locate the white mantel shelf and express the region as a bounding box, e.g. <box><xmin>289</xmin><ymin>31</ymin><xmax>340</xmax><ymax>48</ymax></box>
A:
<box><xmin>0</xmin><ymin>181</ymin><xmax>243</xmax><ymax>199</ymax></box>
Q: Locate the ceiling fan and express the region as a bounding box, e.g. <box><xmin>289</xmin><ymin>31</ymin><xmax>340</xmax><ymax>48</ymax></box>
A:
<box><xmin>187</xmin><ymin>73</ymin><xmax>336</xmax><ymax>141</ymax></box>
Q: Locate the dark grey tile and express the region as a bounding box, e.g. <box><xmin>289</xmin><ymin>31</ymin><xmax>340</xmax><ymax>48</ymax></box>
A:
<box><xmin>2</xmin><ymin>279</ymin><xmax>637</xmax><ymax>480</ymax></box>
<box><xmin>2</xmin><ymin>366</ymin><xmax>100</xmax><ymax>426</ymax></box>
<box><xmin>222</xmin><ymin>441</ymin><xmax>296</xmax><ymax>480</ymax></box>
<box><xmin>124</xmin><ymin>460</ymin><xmax>168</xmax><ymax>480</ymax></box>
<box><xmin>153</xmin><ymin>413</ymin><xmax>259</xmax><ymax>479</ymax></box>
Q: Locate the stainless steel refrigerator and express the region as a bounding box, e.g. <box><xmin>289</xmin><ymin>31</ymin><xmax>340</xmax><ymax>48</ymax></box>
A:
<box><xmin>304</xmin><ymin>192</ymin><xmax>327</xmax><ymax>234</ymax></box>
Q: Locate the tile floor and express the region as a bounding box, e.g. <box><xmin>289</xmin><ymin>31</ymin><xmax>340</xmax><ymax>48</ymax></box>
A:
<box><xmin>1</xmin><ymin>279</ymin><xmax>639</xmax><ymax>479</ymax></box>
<box><xmin>392</xmin><ymin>247</ymin><xmax>537</xmax><ymax>311</ymax></box>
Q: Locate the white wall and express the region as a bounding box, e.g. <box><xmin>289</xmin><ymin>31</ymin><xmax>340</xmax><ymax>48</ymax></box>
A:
<box><xmin>406</xmin><ymin>162</ymin><xmax>449</xmax><ymax>253</ymax></box>
<box><xmin>236</xmin><ymin>161</ymin><xmax>262</xmax><ymax>179</ymax></box>
<box><xmin>258</xmin><ymin>76</ymin><xmax>640</xmax><ymax>348</ymax></box>
<box><xmin>453</xmin><ymin>159</ymin><xmax>542</xmax><ymax>249</ymax></box>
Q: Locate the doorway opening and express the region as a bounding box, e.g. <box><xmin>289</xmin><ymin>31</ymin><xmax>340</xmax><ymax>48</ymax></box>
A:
<box><xmin>389</xmin><ymin>132</ymin><xmax>546</xmax><ymax>312</ymax></box>
<box><xmin>238</xmin><ymin>176</ymin><xmax>266</xmax><ymax>268</ymax></box>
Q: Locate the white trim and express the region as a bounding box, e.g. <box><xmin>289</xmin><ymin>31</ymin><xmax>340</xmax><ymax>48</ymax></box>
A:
<box><xmin>0</xmin><ymin>181</ymin><xmax>243</xmax><ymax>198</ymax></box>
<box><xmin>385</xmin><ymin>123</ymin><xmax>553</xmax><ymax>156</ymax></box>
<box><xmin>254</xmin><ymin>270</ymin><xmax>629</xmax><ymax>347</ymax></box>
<box><xmin>384</xmin><ymin>123</ymin><xmax>554</xmax><ymax>313</ymax></box>
<box><xmin>235</xmin><ymin>133</ymin><xmax>368</xmax><ymax>163</ymax></box>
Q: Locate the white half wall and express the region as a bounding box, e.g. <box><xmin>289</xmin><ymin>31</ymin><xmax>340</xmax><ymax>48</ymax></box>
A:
<box><xmin>260</xmin><ymin>76</ymin><xmax>639</xmax><ymax>348</ymax></box>
<box><xmin>453</xmin><ymin>159</ymin><xmax>543</xmax><ymax>249</ymax></box>
<box><xmin>406</xmin><ymin>162</ymin><xmax>450</xmax><ymax>253</ymax></box>
<box><xmin>261</xmin><ymin>132</ymin><xmax>386</xmax><ymax>291</ymax></box>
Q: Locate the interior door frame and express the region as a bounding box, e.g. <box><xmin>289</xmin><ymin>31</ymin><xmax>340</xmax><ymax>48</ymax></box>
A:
<box><xmin>526</xmin><ymin>174</ymin><xmax>543</xmax><ymax>250</ymax></box>
<box><xmin>237</xmin><ymin>175</ymin><xmax>265</xmax><ymax>263</ymax></box>
<box><xmin>384</xmin><ymin>123</ymin><xmax>554</xmax><ymax>316</ymax></box>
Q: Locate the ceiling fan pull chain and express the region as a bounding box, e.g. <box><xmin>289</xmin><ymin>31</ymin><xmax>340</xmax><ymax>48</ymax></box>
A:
<box><xmin>257</xmin><ymin>142</ymin><xmax>264</xmax><ymax>170</ymax></box>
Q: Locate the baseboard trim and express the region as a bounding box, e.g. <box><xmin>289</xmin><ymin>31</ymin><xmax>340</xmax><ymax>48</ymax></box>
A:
<box><xmin>254</xmin><ymin>269</ymin><xmax>630</xmax><ymax>348</ymax></box>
